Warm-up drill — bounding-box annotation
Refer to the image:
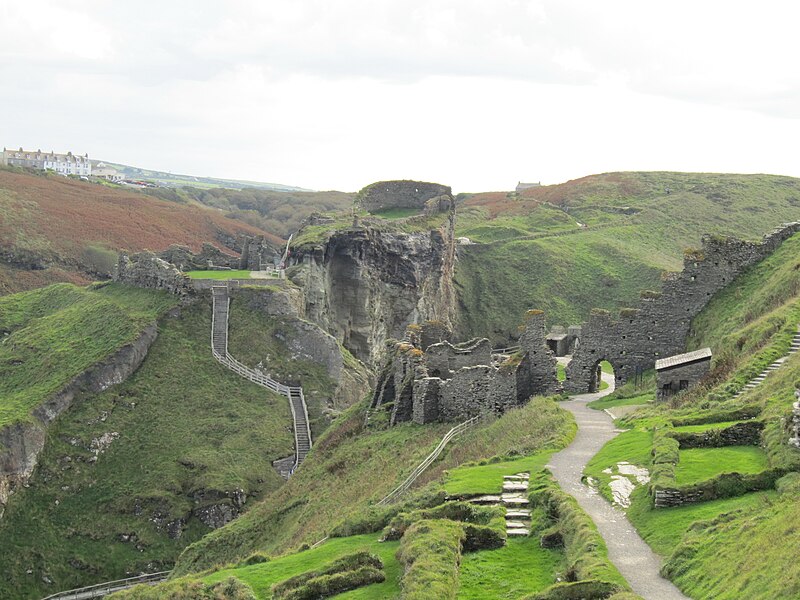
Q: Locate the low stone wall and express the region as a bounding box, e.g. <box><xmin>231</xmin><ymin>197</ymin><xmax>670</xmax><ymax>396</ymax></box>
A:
<box><xmin>189</xmin><ymin>278</ymin><xmax>286</xmax><ymax>291</ymax></box>
<box><xmin>654</xmin><ymin>469</ymin><xmax>783</xmax><ymax>508</ymax></box>
<box><xmin>670</xmin><ymin>421</ymin><xmax>764</xmax><ymax>448</ymax></box>
<box><xmin>114</xmin><ymin>252</ymin><xmax>190</xmax><ymax>295</ymax></box>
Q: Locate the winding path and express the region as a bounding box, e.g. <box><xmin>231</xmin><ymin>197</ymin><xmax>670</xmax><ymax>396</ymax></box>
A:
<box><xmin>547</xmin><ymin>373</ymin><xmax>689</xmax><ymax>600</ymax></box>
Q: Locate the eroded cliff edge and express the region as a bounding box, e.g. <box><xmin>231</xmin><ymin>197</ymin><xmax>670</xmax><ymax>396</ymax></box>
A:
<box><xmin>287</xmin><ymin>184</ymin><xmax>457</xmax><ymax>367</ymax></box>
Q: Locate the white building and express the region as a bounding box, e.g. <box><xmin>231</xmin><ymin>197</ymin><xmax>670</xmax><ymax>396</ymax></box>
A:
<box><xmin>2</xmin><ymin>147</ymin><xmax>92</xmax><ymax>176</ymax></box>
<box><xmin>92</xmin><ymin>161</ymin><xmax>122</xmax><ymax>181</ymax></box>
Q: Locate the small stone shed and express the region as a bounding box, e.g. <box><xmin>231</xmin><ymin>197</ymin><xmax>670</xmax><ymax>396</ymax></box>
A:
<box><xmin>655</xmin><ymin>347</ymin><xmax>712</xmax><ymax>401</ymax></box>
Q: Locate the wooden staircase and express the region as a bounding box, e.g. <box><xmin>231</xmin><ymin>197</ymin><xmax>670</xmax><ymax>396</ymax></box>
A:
<box><xmin>211</xmin><ymin>285</ymin><xmax>312</xmax><ymax>472</ymax></box>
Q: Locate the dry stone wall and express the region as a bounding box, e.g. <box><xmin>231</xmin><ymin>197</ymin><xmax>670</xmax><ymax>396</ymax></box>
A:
<box><xmin>565</xmin><ymin>222</ymin><xmax>800</xmax><ymax>392</ymax></box>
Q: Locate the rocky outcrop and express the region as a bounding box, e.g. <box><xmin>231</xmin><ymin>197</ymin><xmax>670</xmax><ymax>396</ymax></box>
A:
<box><xmin>114</xmin><ymin>252</ymin><xmax>190</xmax><ymax>295</ymax></box>
<box><xmin>290</xmin><ymin>205</ymin><xmax>457</xmax><ymax>366</ymax></box>
<box><xmin>0</xmin><ymin>324</ymin><xmax>158</xmax><ymax>518</ymax></box>
<box><xmin>237</xmin><ymin>288</ymin><xmax>371</xmax><ymax>410</ymax></box>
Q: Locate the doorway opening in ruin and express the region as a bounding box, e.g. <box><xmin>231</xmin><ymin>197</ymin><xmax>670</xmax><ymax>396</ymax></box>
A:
<box><xmin>588</xmin><ymin>359</ymin><xmax>615</xmax><ymax>393</ymax></box>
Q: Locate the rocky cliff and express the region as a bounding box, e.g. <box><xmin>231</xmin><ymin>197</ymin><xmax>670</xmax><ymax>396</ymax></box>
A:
<box><xmin>288</xmin><ymin>199</ymin><xmax>457</xmax><ymax>366</ymax></box>
<box><xmin>0</xmin><ymin>323</ymin><xmax>158</xmax><ymax>518</ymax></box>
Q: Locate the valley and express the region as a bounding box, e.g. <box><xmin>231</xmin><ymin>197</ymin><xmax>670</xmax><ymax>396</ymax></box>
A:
<box><xmin>1</xmin><ymin>170</ymin><xmax>800</xmax><ymax>599</ymax></box>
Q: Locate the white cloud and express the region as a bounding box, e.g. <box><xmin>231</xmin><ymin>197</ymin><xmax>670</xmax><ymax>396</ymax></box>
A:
<box><xmin>0</xmin><ymin>0</ymin><xmax>798</xmax><ymax>190</ymax></box>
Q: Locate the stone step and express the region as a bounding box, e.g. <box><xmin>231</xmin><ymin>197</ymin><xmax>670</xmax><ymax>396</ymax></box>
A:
<box><xmin>502</xmin><ymin>497</ymin><xmax>530</xmax><ymax>506</ymax></box>
<box><xmin>503</xmin><ymin>475</ymin><xmax>527</xmax><ymax>481</ymax></box>
<box><xmin>502</xmin><ymin>483</ymin><xmax>529</xmax><ymax>492</ymax></box>
<box><xmin>506</xmin><ymin>528</ymin><xmax>530</xmax><ymax>536</ymax></box>
<box><xmin>505</xmin><ymin>520</ymin><xmax>529</xmax><ymax>529</ymax></box>
<box><xmin>505</xmin><ymin>510</ymin><xmax>531</xmax><ymax>518</ymax></box>
<box><xmin>467</xmin><ymin>495</ymin><xmax>502</xmax><ymax>505</ymax></box>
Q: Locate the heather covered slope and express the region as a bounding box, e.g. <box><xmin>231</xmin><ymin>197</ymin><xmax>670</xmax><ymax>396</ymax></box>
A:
<box><xmin>0</xmin><ymin>168</ymin><xmax>281</xmax><ymax>294</ymax></box>
<box><xmin>454</xmin><ymin>172</ymin><xmax>800</xmax><ymax>343</ymax></box>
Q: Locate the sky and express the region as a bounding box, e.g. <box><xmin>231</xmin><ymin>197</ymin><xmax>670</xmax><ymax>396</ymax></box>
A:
<box><xmin>2</xmin><ymin>1</ymin><xmax>800</xmax><ymax>192</ymax></box>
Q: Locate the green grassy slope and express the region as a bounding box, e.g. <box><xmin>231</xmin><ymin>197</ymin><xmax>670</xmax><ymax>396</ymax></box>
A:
<box><xmin>0</xmin><ymin>283</ymin><xmax>177</xmax><ymax>427</ymax></box>
<box><xmin>172</xmin><ymin>396</ymin><xmax>573</xmax><ymax>576</ymax></box>
<box><xmin>0</xmin><ymin>297</ymin><xmax>296</xmax><ymax>599</ymax></box>
<box><xmin>454</xmin><ymin>172</ymin><xmax>800</xmax><ymax>342</ymax></box>
<box><xmin>580</xmin><ymin>225</ymin><xmax>800</xmax><ymax>598</ymax></box>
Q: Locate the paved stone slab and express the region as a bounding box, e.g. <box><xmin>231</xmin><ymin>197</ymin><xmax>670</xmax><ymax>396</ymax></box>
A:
<box><xmin>506</xmin><ymin>528</ymin><xmax>530</xmax><ymax>536</ymax></box>
<box><xmin>502</xmin><ymin>483</ymin><xmax>529</xmax><ymax>492</ymax></box>
<box><xmin>505</xmin><ymin>510</ymin><xmax>531</xmax><ymax>519</ymax></box>
<box><xmin>467</xmin><ymin>494</ymin><xmax>501</xmax><ymax>504</ymax></box>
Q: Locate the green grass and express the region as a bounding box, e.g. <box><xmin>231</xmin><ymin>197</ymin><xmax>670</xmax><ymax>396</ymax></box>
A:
<box><xmin>173</xmin><ymin>397</ymin><xmax>574</xmax><ymax>575</ymax></box>
<box><xmin>556</xmin><ymin>363</ymin><xmax>566</xmax><ymax>382</ymax></box>
<box><xmin>587</xmin><ymin>393</ymin><xmax>652</xmax><ymax>412</ymax></box>
<box><xmin>583</xmin><ymin>430</ymin><xmax>653</xmax><ymax>502</ymax></box>
<box><xmin>626</xmin><ymin>488</ymin><xmax>777</xmax><ymax>557</ymax></box>
<box><xmin>185</xmin><ymin>269</ymin><xmax>254</xmax><ymax>279</ymax></box>
<box><xmin>674</xmin><ymin>447</ymin><xmax>770</xmax><ymax>486</ymax></box>
<box><xmin>0</xmin><ymin>283</ymin><xmax>177</xmax><ymax>427</ymax></box>
<box><xmin>200</xmin><ymin>534</ymin><xmax>401</xmax><ymax>599</ymax></box>
<box><xmin>444</xmin><ymin>453</ymin><xmax>553</xmax><ymax>497</ymax></box>
<box><xmin>0</xmin><ymin>299</ymin><xmax>295</xmax><ymax>599</ymax></box>
<box><xmin>662</xmin><ymin>492</ymin><xmax>800</xmax><ymax>599</ymax></box>
<box><xmin>457</xmin><ymin>536</ymin><xmax>562</xmax><ymax>599</ymax></box>
<box><xmin>454</xmin><ymin>172</ymin><xmax>800</xmax><ymax>342</ymax></box>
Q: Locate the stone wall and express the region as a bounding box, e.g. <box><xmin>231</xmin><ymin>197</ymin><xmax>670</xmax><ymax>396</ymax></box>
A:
<box><xmin>239</xmin><ymin>235</ymin><xmax>280</xmax><ymax>271</ymax></box>
<box><xmin>357</xmin><ymin>180</ymin><xmax>452</xmax><ymax>213</ymax></box>
<box><xmin>114</xmin><ymin>252</ymin><xmax>190</xmax><ymax>295</ymax></box>
<box><xmin>669</xmin><ymin>420</ymin><xmax>763</xmax><ymax>448</ymax></box>
<box><xmin>565</xmin><ymin>222</ymin><xmax>800</xmax><ymax>392</ymax></box>
<box><xmin>372</xmin><ymin>310</ymin><xmax>559</xmax><ymax>424</ymax></box>
<box><xmin>158</xmin><ymin>243</ymin><xmax>239</xmax><ymax>271</ymax></box>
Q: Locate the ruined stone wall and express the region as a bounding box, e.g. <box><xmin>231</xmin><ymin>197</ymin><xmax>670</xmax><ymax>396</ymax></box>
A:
<box><xmin>357</xmin><ymin>180</ymin><xmax>452</xmax><ymax>213</ymax></box>
<box><xmin>565</xmin><ymin>222</ymin><xmax>800</xmax><ymax>392</ymax></box>
<box><xmin>239</xmin><ymin>235</ymin><xmax>280</xmax><ymax>271</ymax></box>
<box><xmin>114</xmin><ymin>252</ymin><xmax>190</xmax><ymax>295</ymax></box>
<box><xmin>376</xmin><ymin>308</ymin><xmax>559</xmax><ymax>424</ymax></box>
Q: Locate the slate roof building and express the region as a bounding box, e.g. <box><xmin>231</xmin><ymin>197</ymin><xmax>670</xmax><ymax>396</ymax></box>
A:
<box><xmin>2</xmin><ymin>147</ymin><xmax>91</xmax><ymax>176</ymax></box>
<box><xmin>655</xmin><ymin>347</ymin><xmax>712</xmax><ymax>401</ymax></box>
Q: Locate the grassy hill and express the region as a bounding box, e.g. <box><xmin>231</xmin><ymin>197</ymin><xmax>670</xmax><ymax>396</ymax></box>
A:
<box><xmin>454</xmin><ymin>172</ymin><xmax>800</xmax><ymax>343</ymax></box>
<box><xmin>0</xmin><ymin>168</ymin><xmax>282</xmax><ymax>295</ymax></box>
<box><xmin>0</xmin><ymin>292</ymin><xmax>302</xmax><ymax>599</ymax></box>
<box><xmin>0</xmin><ymin>283</ymin><xmax>177</xmax><ymax>427</ymax></box>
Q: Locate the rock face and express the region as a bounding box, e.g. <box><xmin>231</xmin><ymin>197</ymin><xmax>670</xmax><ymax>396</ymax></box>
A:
<box><xmin>237</xmin><ymin>288</ymin><xmax>371</xmax><ymax>410</ymax></box>
<box><xmin>0</xmin><ymin>324</ymin><xmax>158</xmax><ymax>518</ymax></box>
<box><xmin>565</xmin><ymin>221</ymin><xmax>800</xmax><ymax>392</ymax></box>
<box><xmin>290</xmin><ymin>205</ymin><xmax>457</xmax><ymax>366</ymax></box>
<box><xmin>357</xmin><ymin>180</ymin><xmax>452</xmax><ymax>214</ymax></box>
<box><xmin>114</xmin><ymin>252</ymin><xmax>190</xmax><ymax>295</ymax></box>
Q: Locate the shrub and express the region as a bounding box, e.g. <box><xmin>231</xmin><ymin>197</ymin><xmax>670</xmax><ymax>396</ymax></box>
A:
<box><xmin>528</xmin><ymin>472</ymin><xmax>627</xmax><ymax>595</ymax></box>
<box><xmin>273</xmin><ymin>566</ymin><xmax>385</xmax><ymax>600</ymax></box>
<box><xmin>396</xmin><ymin>519</ymin><xmax>466</xmax><ymax>600</ymax></box>
<box><xmin>382</xmin><ymin>501</ymin><xmax>501</xmax><ymax>541</ymax></box>
<box><xmin>271</xmin><ymin>551</ymin><xmax>383</xmax><ymax>598</ymax></box>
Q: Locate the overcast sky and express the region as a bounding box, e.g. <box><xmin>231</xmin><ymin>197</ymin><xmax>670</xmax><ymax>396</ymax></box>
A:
<box><xmin>2</xmin><ymin>1</ymin><xmax>800</xmax><ymax>192</ymax></box>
